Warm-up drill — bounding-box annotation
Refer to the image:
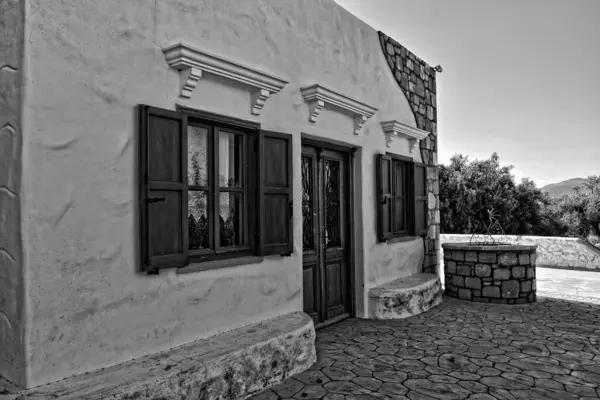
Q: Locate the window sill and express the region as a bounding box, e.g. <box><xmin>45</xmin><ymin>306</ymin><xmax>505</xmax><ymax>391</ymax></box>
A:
<box><xmin>177</xmin><ymin>255</ymin><xmax>264</xmax><ymax>275</ymax></box>
<box><xmin>387</xmin><ymin>235</ymin><xmax>419</xmax><ymax>244</ymax></box>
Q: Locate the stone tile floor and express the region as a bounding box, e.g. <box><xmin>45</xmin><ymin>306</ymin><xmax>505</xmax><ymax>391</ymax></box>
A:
<box><xmin>251</xmin><ymin>268</ymin><xmax>600</xmax><ymax>400</ymax></box>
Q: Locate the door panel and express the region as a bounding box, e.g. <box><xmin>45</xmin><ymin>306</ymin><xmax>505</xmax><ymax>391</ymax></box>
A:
<box><xmin>302</xmin><ymin>144</ymin><xmax>351</xmax><ymax>327</ymax></box>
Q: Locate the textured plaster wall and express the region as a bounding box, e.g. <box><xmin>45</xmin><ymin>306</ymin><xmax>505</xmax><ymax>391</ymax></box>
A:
<box><xmin>441</xmin><ymin>235</ymin><xmax>600</xmax><ymax>271</ymax></box>
<box><xmin>21</xmin><ymin>0</ymin><xmax>421</xmax><ymax>387</ymax></box>
<box><xmin>0</xmin><ymin>0</ymin><xmax>26</xmax><ymax>386</ymax></box>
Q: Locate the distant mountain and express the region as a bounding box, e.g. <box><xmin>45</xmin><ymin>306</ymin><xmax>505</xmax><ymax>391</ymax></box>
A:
<box><xmin>541</xmin><ymin>178</ymin><xmax>586</xmax><ymax>197</ymax></box>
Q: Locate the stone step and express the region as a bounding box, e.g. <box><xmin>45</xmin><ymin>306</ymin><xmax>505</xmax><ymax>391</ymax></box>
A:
<box><xmin>368</xmin><ymin>273</ymin><xmax>443</xmax><ymax>319</ymax></box>
<box><xmin>10</xmin><ymin>312</ymin><xmax>316</xmax><ymax>400</ymax></box>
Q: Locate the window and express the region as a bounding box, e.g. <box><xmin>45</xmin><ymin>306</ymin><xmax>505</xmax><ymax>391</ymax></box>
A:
<box><xmin>138</xmin><ymin>105</ymin><xmax>294</xmax><ymax>272</ymax></box>
<box><xmin>376</xmin><ymin>153</ymin><xmax>428</xmax><ymax>241</ymax></box>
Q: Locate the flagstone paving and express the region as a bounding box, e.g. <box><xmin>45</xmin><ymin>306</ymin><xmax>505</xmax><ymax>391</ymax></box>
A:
<box><xmin>250</xmin><ymin>292</ymin><xmax>600</xmax><ymax>400</ymax></box>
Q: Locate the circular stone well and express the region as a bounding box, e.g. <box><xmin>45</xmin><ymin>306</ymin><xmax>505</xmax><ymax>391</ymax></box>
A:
<box><xmin>442</xmin><ymin>242</ymin><xmax>537</xmax><ymax>304</ymax></box>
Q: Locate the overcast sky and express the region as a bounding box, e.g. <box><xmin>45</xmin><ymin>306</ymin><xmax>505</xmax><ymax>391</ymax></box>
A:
<box><xmin>335</xmin><ymin>0</ymin><xmax>600</xmax><ymax>187</ymax></box>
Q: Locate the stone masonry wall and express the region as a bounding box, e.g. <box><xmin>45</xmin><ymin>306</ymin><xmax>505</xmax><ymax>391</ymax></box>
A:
<box><xmin>443</xmin><ymin>244</ymin><xmax>537</xmax><ymax>304</ymax></box>
<box><xmin>0</xmin><ymin>0</ymin><xmax>26</xmax><ymax>386</ymax></box>
<box><xmin>378</xmin><ymin>32</ymin><xmax>440</xmax><ymax>276</ymax></box>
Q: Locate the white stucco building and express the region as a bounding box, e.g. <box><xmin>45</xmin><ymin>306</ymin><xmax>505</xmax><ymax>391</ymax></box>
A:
<box><xmin>0</xmin><ymin>0</ymin><xmax>442</xmax><ymax>397</ymax></box>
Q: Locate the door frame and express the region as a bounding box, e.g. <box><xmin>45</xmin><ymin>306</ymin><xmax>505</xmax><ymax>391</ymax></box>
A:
<box><xmin>301</xmin><ymin>133</ymin><xmax>357</xmax><ymax>327</ymax></box>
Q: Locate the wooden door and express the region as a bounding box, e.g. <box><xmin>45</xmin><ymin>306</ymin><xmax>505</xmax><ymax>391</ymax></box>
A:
<box><xmin>302</xmin><ymin>144</ymin><xmax>351</xmax><ymax>328</ymax></box>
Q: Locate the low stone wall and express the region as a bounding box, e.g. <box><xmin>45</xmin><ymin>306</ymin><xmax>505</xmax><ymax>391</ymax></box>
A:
<box><xmin>442</xmin><ymin>242</ymin><xmax>537</xmax><ymax>304</ymax></box>
<box><xmin>441</xmin><ymin>234</ymin><xmax>600</xmax><ymax>271</ymax></box>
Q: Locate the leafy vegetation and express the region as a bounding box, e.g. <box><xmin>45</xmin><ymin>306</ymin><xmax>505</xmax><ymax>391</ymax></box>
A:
<box><xmin>439</xmin><ymin>153</ymin><xmax>600</xmax><ymax>247</ymax></box>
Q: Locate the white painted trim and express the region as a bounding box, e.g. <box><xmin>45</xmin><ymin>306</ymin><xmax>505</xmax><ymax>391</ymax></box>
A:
<box><xmin>300</xmin><ymin>84</ymin><xmax>378</xmax><ymax>135</ymax></box>
<box><xmin>163</xmin><ymin>43</ymin><xmax>289</xmax><ymax>115</ymax></box>
<box><xmin>380</xmin><ymin>120</ymin><xmax>429</xmax><ymax>151</ymax></box>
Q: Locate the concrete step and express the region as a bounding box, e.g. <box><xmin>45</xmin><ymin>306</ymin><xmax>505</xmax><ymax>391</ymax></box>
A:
<box><xmin>368</xmin><ymin>273</ymin><xmax>443</xmax><ymax>319</ymax></box>
<box><xmin>11</xmin><ymin>312</ymin><xmax>316</xmax><ymax>400</ymax></box>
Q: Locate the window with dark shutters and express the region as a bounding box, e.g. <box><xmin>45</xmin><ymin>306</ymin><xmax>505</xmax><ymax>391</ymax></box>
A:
<box><xmin>258</xmin><ymin>130</ymin><xmax>294</xmax><ymax>256</ymax></box>
<box><xmin>138</xmin><ymin>105</ymin><xmax>295</xmax><ymax>272</ymax></box>
<box><xmin>139</xmin><ymin>105</ymin><xmax>189</xmax><ymax>272</ymax></box>
<box><xmin>376</xmin><ymin>153</ymin><xmax>428</xmax><ymax>242</ymax></box>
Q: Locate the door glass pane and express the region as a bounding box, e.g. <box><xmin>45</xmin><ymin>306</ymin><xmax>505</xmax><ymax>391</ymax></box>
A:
<box><xmin>188</xmin><ymin>190</ymin><xmax>209</xmax><ymax>250</ymax></box>
<box><xmin>302</xmin><ymin>156</ymin><xmax>314</xmax><ymax>251</ymax></box>
<box><xmin>218</xmin><ymin>131</ymin><xmax>243</xmax><ymax>188</ymax></box>
<box><xmin>219</xmin><ymin>191</ymin><xmax>244</xmax><ymax>247</ymax></box>
<box><xmin>325</xmin><ymin>160</ymin><xmax>341</xmax><ymax>248</ymax></box>
<box><xmin>188</xmin><ymin>126</ymin><xmax>209</xmax><ymax>186</ymax></box>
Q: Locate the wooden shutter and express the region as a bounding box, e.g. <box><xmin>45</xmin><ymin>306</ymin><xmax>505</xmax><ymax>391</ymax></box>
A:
<box><xmin>258</xmin><ymin>130</ymin><xmax>294</xmax><ymax>256</ymax></box>
<box><xmin>139</xmin><ymin>105</ymin><xmax>189</xmax><ymax>272</ymax></box>
<box><xmin>414</xmin><ymin>163</ymin><xmax>428</xmax><ymax>236</ymax></box>
<box><xmin>376</xmin><ymin>154</ymin><xmax>393</xmax><ymax>241</ymax></box>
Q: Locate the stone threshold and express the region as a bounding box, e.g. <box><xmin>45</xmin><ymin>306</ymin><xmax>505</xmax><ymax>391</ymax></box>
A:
<box><xmin>11</xmin><ymin>312</ymin><xmax>316</xmax><ymax>400</ymax></box>
<box><xmin>368</xmin><ymin>273</ymin><xmax>443</xmax><ymax>319</ymax></box>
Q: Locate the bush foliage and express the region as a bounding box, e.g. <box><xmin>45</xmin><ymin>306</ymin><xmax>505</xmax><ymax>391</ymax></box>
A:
<box><xmin>439</xmin><ymin>153</ymin><xmax>600</xmax><ymax>247</ymax></box>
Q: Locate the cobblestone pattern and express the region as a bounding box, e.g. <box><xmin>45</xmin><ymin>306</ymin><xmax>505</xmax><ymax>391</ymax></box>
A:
<box><xmin>443</xmin><ymin>247</ymin><xmax>537</xmax><ymax>304</ymax></box>
<box><xmin>250</xmin><ymin>294</ymin><xmax>600</xmax><ymax>400</ymax></box>
<box><xmin>378</xmin><ymin>32</ymin><xmax>440</xmax><ymax>276</ymax></box>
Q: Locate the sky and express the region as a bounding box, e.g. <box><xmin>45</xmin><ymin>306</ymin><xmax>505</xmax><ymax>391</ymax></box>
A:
<box><xmin>334</xmin><ymin>0</ymin><xmax>600</xmax><ymax>187</ymax></box>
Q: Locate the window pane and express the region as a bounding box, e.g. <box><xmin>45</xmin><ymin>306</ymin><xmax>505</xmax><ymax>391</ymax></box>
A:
<box><xmin>219</xmin><ymin>192</ymin><xmax>244</xmax><ymax>247</ymax></box>
<box><xmin>218</xmin><ymin>131</ymin><xmax>243</xmax><ymax>188</ymax></box>
<box><xmin>188</xmin><ymin>126</ymin><xmax>209</xmax><ymax>186</ymax></box>
<box><xmin>302</xmin><ymin>156</ymin><xmax>315</xmax><ymax>251</ymax></box>
<box><xmin>394</xmin><ymin>198</ymin><xmax>405</xmax><ymax>232</ymax></box>
<box><xmin>394</xmin><ymin>162</ymin><xmax>404</xmax><ymax>196</ymax></box>
<box><xmin>188</xmin><ymin>190</ymin><xmax>209</xmax><ymax>250</ymax></box>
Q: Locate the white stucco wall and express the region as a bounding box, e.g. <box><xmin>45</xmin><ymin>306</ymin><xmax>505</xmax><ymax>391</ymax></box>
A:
<box><xmin>20</xmin><ymin>0</ymin><xmax>422</xmax><ymax>387</ymax></box>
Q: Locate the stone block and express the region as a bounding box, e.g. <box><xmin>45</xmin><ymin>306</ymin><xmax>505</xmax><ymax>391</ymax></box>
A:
<box><xmin>473</xmin><ymin>290</ymin><xmax>481</xmax><ymax>297</ymax></box>
<box><xmin>386</xmin><ymin>43</ymin><xmax>395</xmax><ymax>55</ymax></box>
<box><xmin>482</xmin><ymin>286</ymin><xmax>500</xmax><ymax>298</ymax></box>
<box><xmin>452</xmin><ymin>251</ymin><xmax>464</xmax><ymax>261</ymax></box>
<box><xmin>526</xmin><ymin>267</ymin><xmax>535</xmax><ymax>279</ymax></box>
<box><xmin>515</xmin><ymin>298</ymin><xmax>528</xmax><ymax>305</ymax></box>
<box><xmin>465</xmin><ymin>277</ymin><xmax>481</xmax><ymax>290</ymax></box>
<box><xmin>479</xmin><ymin>252</ymin><xmax>496</xmax><ymax>263</ymax></box>
<box><xmin>528</xmin><ymin>292</ymin><xmax>536</xmax><ymax>302</ymax></box>
<box><xmin>446</xmin><ymin>261</ymin><xmax>456</xmax><ymax>274</ymax></box>
<box><xmin>451</xmin><ymin>275</ymin><xmax>464</xmax><ymax>288</ymax></box>
<box><xmin>501</xmin><ymin>280</ymin><xmax>520</xmax><ymax>299</ymax></box>
<box><xmin>521</xmin><ymin>280</ymin><xmax>532</xmax><ymax>293</ymax></box>
<box><xmin>369</xmin><ymin>274</ymin><xmax>442</xmax><ymax>319</ymax></box>
<box><xmin>482</xmin><ymin>281</ymin><xmax>492</xmax><ymax>286</ymax></box>
<box><xmin>532</xmin><ymin>280</ymin><xmax>536</xmax><ymax>291</ymax></box>
<box><xmin>465</xmin><ymin>252</ymin><xmax>477</xmax><ymax>262</ymax></box>
<box><xmin>530</xmin><ymin>253</ymin><xmax>537</xmax><ymax>266</ymax></box>
<box><xmin>493</xmin><ymin>269</ymin><xmax>510</xmax><ymax>280</ymax></box>
<box><xmin>511</xmin><ymin>266</ymin><xmax>525</xmax><ymax>279</ymax></box>
<box><xmin>409</xmin><ymin>81</ymin><xmax>416</xmax><ymax>93</ymax></box>
<box><xmin>475</xmin><ymin>264</ymin><xmax>491</xmax><ymax>277</ymax></box>
<box><xmin>490</xmin><ymin>298</ymin><xmax>508</xmax><ymax>304</ymax></box>
<box><xmin>518</xmin><ymin>253</ymin><xmax>530</xmax><ymax>265</ymax></box>
<box><xmin>458</xmin><ymin>289</ymin><xmax>472</xmax><ymax>301</ymax></box>
<box><xmin>498</xmin><ymin>252</ymin><xmax>518</xmax><ymax>266</ymax></box>
<box><xmin>457</xmin><ymin>265</ymin><xmax>471</xmax><ymax>276</ymax></box>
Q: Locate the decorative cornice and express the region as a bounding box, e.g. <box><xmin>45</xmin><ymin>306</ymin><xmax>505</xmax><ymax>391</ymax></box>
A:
<box><xmin>300</xmin><ymin>84</ymin><xmax>377</xmax><ymax>135</ymax></box>
<box><xmin>163</xmin><ymin>43</ymin><xmax>289</xmax><ymax>115</ymax></box>
<box><xmin>380</xmin><ymin>120</ymin><xmax>429</xmax><ymax>151</ymax></box>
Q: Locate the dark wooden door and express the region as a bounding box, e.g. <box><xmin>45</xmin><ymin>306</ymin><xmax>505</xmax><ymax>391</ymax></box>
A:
<box><xmin>302</xmin><ymin>144</ymin><xmax>351</xmax><ymax>328</ymax></box>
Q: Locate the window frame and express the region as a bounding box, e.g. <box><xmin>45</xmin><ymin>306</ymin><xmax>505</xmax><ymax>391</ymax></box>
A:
<box><xmin>181</xmin><ymin>108</ymin><xmax>260</xmax><ymax>264</ymax></box>
<box><xmin>376</xmin><ymin>152</ymin><xmax>428</xmax><ymax>242</ymax></box>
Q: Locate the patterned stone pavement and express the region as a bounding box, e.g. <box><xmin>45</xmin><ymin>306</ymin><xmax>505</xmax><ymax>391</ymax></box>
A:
<box><xmin>250</xmin><ymin>292</ymin><xmax>600</xmax><ymax>399</ymax></box>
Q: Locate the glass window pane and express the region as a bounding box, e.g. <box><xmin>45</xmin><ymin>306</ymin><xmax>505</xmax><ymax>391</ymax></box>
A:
<box><xmin>218</xmin><ymin>131</ymin><xmax>243</xmax><ymax>188</ymax></box>
<box><xmin>188</xmin><ymin>126</ymin><xmax>209</xmax><ymax>186</ymax></box>
<box><xmin>325</xmin><ymin>160</ymin><xmax>341</xmax><ymax>247</ymax></box>
<box><xmin>219</xmin><ymin>192</ymin><xmax>244</xmax><ymax>247</ymax></box>
<box><xmin>394</xmin><ymin>198</ymin><xmax>405</xmax><ymax>232</ymax></box>
<box><xmin>394</xmin><ymin>162</ymin><xmax>404</xmax><ymax>196</ymax></box>
<box><xmin>188</xmin><ymin>190</ymin><xmax>209</xmax><ymax>250</ymax></box>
